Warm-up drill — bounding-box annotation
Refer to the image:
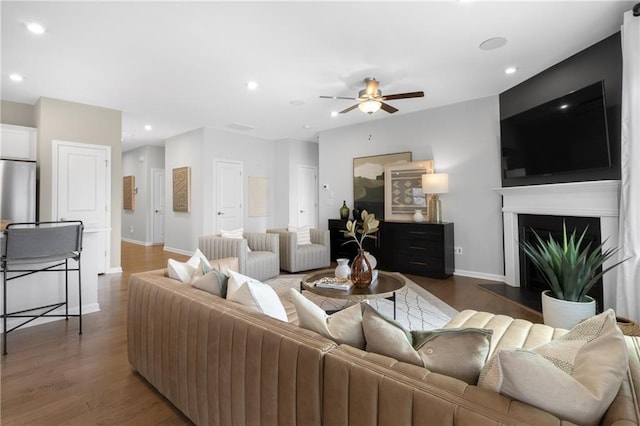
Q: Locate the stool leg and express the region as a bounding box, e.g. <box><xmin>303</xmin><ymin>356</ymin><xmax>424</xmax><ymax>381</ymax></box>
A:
<box><xmin>78</xmin><ymin>256</ymin><xmax>82</xmax><ymax>335</ymax></box>
<box><xmin>3</xmin><ymin>265</ymin><xmax>7</xmax><ymax>355</ymax></box>
<box><xmin>65</xmin><ymin>259</ymin><xmax>69</xmax><ymax>321</ymax></box>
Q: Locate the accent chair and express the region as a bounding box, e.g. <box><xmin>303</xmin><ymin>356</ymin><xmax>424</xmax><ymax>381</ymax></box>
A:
<box><xmin>198</xmin><ymin>232</ymin><xmax>279</xmax><ymax>281</ymax></box>
<box><xmin>267</xmin><ymin>228</ymin><xmax>330</xmax><ymax>273</ymax></box>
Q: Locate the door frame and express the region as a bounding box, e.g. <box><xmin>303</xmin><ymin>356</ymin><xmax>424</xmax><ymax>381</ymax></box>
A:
<box><xmin>150</xmin><ymin>168</ymin><xmax>165</xmax><ymax>244</ymax></box>
<box><xmin>213</xmin><ymin>159</ymin><xmax>243</xmax><ymax>233</ymax></box>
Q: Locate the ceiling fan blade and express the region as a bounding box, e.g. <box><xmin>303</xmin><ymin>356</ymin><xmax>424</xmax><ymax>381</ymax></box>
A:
<box><xmin>340</xmin><ymin>104</ymin><xmax>360</xmax><ymax>114</ymax></box>
<box><xmin>381</xmin><ymin>91</ymin><xmax>425</xmax><ymax>101</ymax></box>
<box><xmin>380</xmin><ymin>102</ymin><xmax>399</xmax><ymax>114</ymax></box>
<box><xmin>320</xmin><ymin>95</ymin><xmax>357</xmax><ymax>100</ymax></box>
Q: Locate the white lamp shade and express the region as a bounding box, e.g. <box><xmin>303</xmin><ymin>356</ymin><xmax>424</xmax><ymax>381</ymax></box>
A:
<box><xmin>422</xmin><ymin>173</ymin><xmax>449</xmax><ymax>194</ymax></box>
<box><xmin>358</xmin><ymin>100</ymin><xmax>382</xmax><ymax>114</ymax></box>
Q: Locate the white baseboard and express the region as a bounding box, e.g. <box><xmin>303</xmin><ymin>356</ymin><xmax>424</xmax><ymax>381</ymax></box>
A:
<box><xmin>121</xmin><ymin>238</ymin><xmax>153</xmax><ymax>246</ymax></box>
<box><xmin>1</xmin><ymin>302</ymin><xmax>101</xmax><ymax>332</ymax></box>
<box><xmin>107</xmin><ymin>266</ymin><xmax>123</xmax><ymax>274</ymax></box>
<box><xmin>454</xmin><ymin>269</ymin><xmax>506</xmax><ymax>283</ymax></box>
<box><xmin>163</xmin><ymin>246</ymin><xmax>193</xmax><ymax>256</ymax></box>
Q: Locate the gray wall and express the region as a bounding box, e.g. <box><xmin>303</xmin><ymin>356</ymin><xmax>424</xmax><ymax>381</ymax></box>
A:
<box><xmin>318</xmin><ymin>96</ymin><xmax>504</xmax><ymax>280</ymax></box>
<box><xmin>163</xmin><ymin>128</ymin><xmax>319</xmax><ymax>254</ymax></box>
<box><xmin>121</xmin><ymin>145</ymin><xmax>165</xmax><ymax>244</ymax></box>
<box><xmin>1</xmin><ymin>100</ymin><xmax>36</xmax><ymax>127</ymax></box>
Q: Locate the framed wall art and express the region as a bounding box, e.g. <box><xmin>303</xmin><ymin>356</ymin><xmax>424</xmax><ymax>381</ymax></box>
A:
<box><xmin>384</xmin><ymin>160</ymin><xmax>434</xmax><ymax>221</ymax></box>
<box><xmin>172</xmin><ymin>166</ymin><xmax>191</xmax><ymax>212</ymax></box>
<box><xmin>123</xmin><ymin>175</ymin><xmax>135</xmax><ymax>211</ymax></box>
<box><xmin>248</xmin><ymin>176</ymin><xmax>269</xmax><ymax>217</ymax></box>
<box><xmin>353</xmin><ymin>152</ymin><xmax>411</xmax><ymax>220</ymax></box>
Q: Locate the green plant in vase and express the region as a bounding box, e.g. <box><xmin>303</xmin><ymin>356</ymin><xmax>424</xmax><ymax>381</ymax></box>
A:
<box><xmin>343</xmin><ymin>210</ymin><xmax>379</xmax><ymax>288</ymax></box>
<box><xmin>520</xmin><ymin>222</ymin><xmax>627</xmax><ymax>328</ymax></box>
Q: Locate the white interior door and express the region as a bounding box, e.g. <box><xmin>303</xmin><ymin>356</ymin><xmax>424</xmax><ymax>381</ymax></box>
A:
<box><xmin>151</xmin><ymin>168</ymin><xmax>165</xmax><ymax>244</ymax></box>
<box><xmin>214</xmin><ymin>160</ymin><xmax>243</xmax><ymax>232</ymax></box>
<box><xmin>297</xmin><ymin>165</ymin><xmax>317</xmax><ymax>227</ymax></box>
<box><xmin>54</xmin><ymin>140</ymin><xmax>110</xmax><ymax>274</ymax></box>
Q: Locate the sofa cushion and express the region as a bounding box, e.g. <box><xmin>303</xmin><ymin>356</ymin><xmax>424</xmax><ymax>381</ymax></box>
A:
<box><xmin>478</xmin><ymin>309</ymin><xmax>628</xmax><ymax>426</ymax></box>
<box><xmin>290</xmin><ymin>288</ymin><xmax>365</xmax><ymax>349</ymax></box>
<box><xmin>362</xmin><ymin>304</ymin><xmax>492</xmax><ymax>384</ymax></box>
<box><xmin>227</xmin><ymin>270</ymin><xmax>288</xmax><ymax>322</ymax></box>
<box><xmin>192</xmin><ymin>268</ymin><xmax>228</xmax><ymax>298</ymax></box>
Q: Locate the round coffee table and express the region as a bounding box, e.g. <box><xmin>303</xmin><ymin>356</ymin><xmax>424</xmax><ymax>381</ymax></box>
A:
<box><xmin>300</xmin><ymin>269</ymin><xmax>406</xmax><ymax>319</ymax></box>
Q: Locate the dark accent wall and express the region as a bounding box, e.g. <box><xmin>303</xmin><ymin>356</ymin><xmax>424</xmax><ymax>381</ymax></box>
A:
<box><xmin>500</xmin><ymin>33</ymin><xmax>622</xmax><ymax>187</ymax></box>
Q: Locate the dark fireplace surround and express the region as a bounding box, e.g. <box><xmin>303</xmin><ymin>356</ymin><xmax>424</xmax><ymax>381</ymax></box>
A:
<box><xmin>518</xmin><ymin>214</ymin><xmax>604</xmax><ymax>311</ymax></box>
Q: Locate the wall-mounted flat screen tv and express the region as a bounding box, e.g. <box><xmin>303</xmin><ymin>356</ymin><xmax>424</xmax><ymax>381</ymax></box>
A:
<box><xmin>500</xmin><ymin>81</ymin><xmax>611</xmax><ymax>180</ymax></box>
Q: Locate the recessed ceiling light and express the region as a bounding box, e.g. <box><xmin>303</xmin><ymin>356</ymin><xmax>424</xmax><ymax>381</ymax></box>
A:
<box><xmin>144</xmin><ymin>124</ymin><xmax>152</xmax><ymax>131</ymax></box>
<box><xmin>25</xmin><ymin>22</ymin><xmax>46</xmax><ymax>35</ymax></box>
<box><xmin>480</xmin><ymin>37</ymin><xmax>508</xmax><ymax>51</ymax></box>
<box><xmin>504</xmin><ymin>66</ymin><xmax>518</xmax><ymax>75</ymax></box>
<box><xmin>560</xmin><ymin>104</ymin><xmax>569</xmax><ymax>109</ymax></box>
<box><xmin>246</xmin><ymin>81</ymin><xmax>258</xmax><ymax>90</ymax></box>
<box><xmin>302</xmin><ymin>124</ymin><xmax>311</xmax><ymax>129</ymax></box>
<box><xmin>9</xmin><ymin>73</ymin><xmax>23</xmax><ymax>82</ymax></box>
<box><xmin>330</xmin><ymin>111</ymin><xmax>339</xmax><ymax>117</ymax></box>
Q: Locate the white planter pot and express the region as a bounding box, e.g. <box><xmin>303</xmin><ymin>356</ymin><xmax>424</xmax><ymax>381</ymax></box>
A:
<box><xmin>413</xmin><ymin>209</ymin><xmax>424</xmax><ymax>223</ymax></box>
<box><xmin>541</xmin><ymin>290</ymin><xmax>596</xmax><ymax>329</ymax></box>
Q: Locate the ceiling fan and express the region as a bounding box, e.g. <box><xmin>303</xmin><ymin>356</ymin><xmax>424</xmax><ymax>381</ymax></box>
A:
<box><xmin>320</xmin><ymin>77</ymin><xmax>424</xmax><ymax>115</ymax></box>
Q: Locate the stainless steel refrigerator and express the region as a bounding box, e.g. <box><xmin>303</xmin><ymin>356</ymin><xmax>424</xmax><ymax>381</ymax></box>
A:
<box><xmin>0</xmin><ymin>159</ymin><xmax>36</xmax><ymax>223</ymax></box>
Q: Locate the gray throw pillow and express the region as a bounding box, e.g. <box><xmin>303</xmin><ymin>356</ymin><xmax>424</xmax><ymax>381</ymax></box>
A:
<box><xmin>362</xmin><ymin>304</ymin><xmax>492</xmax><ymax>384</ymax></box>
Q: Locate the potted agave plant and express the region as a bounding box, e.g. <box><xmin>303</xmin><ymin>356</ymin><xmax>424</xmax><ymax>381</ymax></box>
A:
<box><xmin>520</xmin><ymin>223</ymin><xmax>627</xmax><ymax>329</ymax></box>
<box><xmin>343</xmin><ymin>210</ymin><xmax>379</xmax><ymax>288</ymax></box>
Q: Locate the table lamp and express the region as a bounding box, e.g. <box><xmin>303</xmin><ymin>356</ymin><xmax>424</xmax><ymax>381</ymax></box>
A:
<box><xmin>422</xmin><ymin>173</ymin><xmax>449</xmax><ymax>223</ymax></box>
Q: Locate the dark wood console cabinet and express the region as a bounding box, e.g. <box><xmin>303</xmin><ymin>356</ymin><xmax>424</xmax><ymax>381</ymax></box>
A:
<box><xmin>381</xmin><ymin>222</ymin><xmax>454</xmax><ymax>279</ymax></box>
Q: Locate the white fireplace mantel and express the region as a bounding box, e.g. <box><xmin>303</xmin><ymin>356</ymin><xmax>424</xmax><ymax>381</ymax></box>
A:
<box><xmin>495</xmin><ymin>180</ymin><xmax>621</xmax><ymax>309</ymax></box>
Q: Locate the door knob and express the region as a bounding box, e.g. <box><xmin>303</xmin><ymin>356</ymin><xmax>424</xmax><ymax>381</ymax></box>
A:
<box><xmin>217</xmin><ymin>212</ymin><xmax>224</xmax><ymax>215</ymax></box>
<box><xmin>155</xmin><ymin>210</ymin><xmax>160</xmax><ymax>213</ymax></box>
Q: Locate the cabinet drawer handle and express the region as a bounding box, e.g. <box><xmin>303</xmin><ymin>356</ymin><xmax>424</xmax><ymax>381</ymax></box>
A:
<box><xmin>410</xmin><ymin>261</ymin><xmax>429</xmax><ymax>266</ymax></box>
<box><xmin>409</xmin><ymin>246</ymin><xmax>426</xmax><ymax>250</ymax></box>
<box><xmin>408</xmin><ymin>231</ymin><xmax>426</xmax><ymax>235</ymax></box>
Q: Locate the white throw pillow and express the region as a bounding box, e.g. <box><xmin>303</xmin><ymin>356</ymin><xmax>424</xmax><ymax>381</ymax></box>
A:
<box><xmin>478</xmin><ymin>309</ymin><xmax>627</xmax><ymax>425</ymax></box>
<box><xmin>226</xmin><ymin>270</ymin><xmax>288</xmax><ymax>322</ymax></box>
<box><xmin>220</xmin><ymin>228</ymin><xmax>251</xmax><ymax>252</ymax></box>
<box><xmin>167</xmin><ymin>249</ymin><xmax>212</xmax><ymax>283</ymax></box>
<box><xmin>288</xmin><ymin>225</ymin><xmax>311</xmax><ymax>245</ymax></box>
<box><xmin>290</xmin><ymin>288</ymin><xmax>365</xmax><ymax>349</ymax></box>
<box><xmin>220</xmin><ymin>228</ymin><xmax>244</xmax><ymax>239</ymax></box>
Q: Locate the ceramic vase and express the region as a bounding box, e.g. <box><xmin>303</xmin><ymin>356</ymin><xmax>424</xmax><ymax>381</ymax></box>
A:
<box><xmin>541</xmin><ymin>290</ymin><xmax>596</xmax><ymax>329</ymax></box>
<box><xmin>339</xmin><ymin>201</ymin><xmax>350</xmax><ymax>220</ymax></box>
<box><xmin>350</xmin><ymin>249</ymin><xmax>372</xmax><ymax>288</ymax></box>
<box><xmin>334</xmin><ymin>258</ymin><xmax>350</xmax><ymax>279</ymax></box>
<box><xmin>413</xmin><ymin>209</ymin><xmax>424</xmax><ymax>223</ymax></box>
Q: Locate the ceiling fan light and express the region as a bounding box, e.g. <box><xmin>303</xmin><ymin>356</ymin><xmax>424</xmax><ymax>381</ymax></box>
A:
<box><xmin>358</xmin><ymin>100</ymin><xmax>382</xmax><ymax>114</ymax></box>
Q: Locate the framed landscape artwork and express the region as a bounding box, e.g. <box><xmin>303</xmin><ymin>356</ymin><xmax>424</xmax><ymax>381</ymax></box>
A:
<box><xmin>172</xmin><ymin>166</ymin><xmax>191</xmax><ymax>212</ymax></box>
<box><xmin>353</xmin><ymin>152</ymin><xmax>411</xmax><ymax>220</ymax></box>
<box><xmin>384</xmin><ymin>160</ymin><xmax>434</xmax><ymax>221</ymax></box>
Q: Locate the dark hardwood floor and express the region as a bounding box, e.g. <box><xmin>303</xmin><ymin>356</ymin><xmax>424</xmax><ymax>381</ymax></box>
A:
<box><xmin>1</xmin><ymin>242</ymin><xmax>540</xmax><ymax>425</ymax></box>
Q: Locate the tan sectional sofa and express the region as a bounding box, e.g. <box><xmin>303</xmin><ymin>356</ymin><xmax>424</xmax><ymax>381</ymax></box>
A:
<box><xmin>127</xmin><ymin>265</ymin><xmax>640</xmax><ymax>426</ymax></box>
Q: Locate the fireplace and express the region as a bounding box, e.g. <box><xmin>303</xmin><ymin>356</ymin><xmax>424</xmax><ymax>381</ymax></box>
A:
<box><xmin>518</xmin><ymin>214</ymin><xmax>604</xmax><ymax>310</ymax></box>
<box><xmin>495</xmin><ymin>180</ymin><xmax>620</xmax><ymax>311</ymax></box>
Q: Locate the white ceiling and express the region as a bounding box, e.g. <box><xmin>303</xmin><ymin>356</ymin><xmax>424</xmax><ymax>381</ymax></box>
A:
<box><xmin>1</xmin><ymin>1</ymin><xmax>635</xmax><ymax>152</ymax></box>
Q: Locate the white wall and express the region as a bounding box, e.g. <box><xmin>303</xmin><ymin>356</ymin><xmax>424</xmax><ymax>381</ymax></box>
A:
<box><xmin>121</xmin><ymin>145</ymin><xmax>164</xmax><ymax>244</ymax></box>
<box><xmin>319</xmin><ymin>96</ymin><xmax>504</xmax><ymax>280</ymax></box>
